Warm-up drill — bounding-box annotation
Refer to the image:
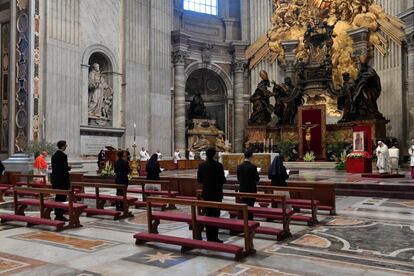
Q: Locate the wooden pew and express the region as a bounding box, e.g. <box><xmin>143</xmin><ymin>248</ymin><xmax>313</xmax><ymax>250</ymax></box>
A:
<box><xmin>6</xmin><ymin>174</ymin><xmax>49</xmax><ymax>198</ymax></box>
<box><xmin>214</xmin><ymin>191</ymin><xmax>292</xmax><ymax>240</ymax></box>
<box><xmin>0</xmin><ymin>187</ymin><xmax>87</xmax><ymax>231</ymax></box>
<box><xmin>134</xmin><ymin>197</ymin><xmax>258</xmax><ymax>260</ymax></box>
<box><xmin>128</xmin><ymin>179</ymin><xmax>178</xmax><ymax>210</ymax></box>
<box><xmin>286</xmin><ymin>181</ymin><xmax>336</xmax><ymax>215</ymax></box>
<box><xmin>223</xmin><ymin>183</ymin><xmax>319</xmax><ymax>226</ymax></box>
<box><xmin>71</xmin><ymin>182</ymin><xmax>137</xmax><ymax>219</ymax></box>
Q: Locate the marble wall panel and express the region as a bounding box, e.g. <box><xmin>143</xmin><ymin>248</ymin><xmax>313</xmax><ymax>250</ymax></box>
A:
<box><xmin>44</xmin><ymin>41</ymin><xmax>82</xmax><ymax>155</ymax></box>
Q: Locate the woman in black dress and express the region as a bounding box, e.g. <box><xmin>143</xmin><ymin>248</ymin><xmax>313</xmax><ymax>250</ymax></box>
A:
<box><xmin>268</xmin><ymin>154</ymin><xmax>289</xmax><ymax>186</ymax></box>
<box><xmin>146</xmin><ymin>153</ymin><xmax>161</xmax><ymax>180</ymax></box>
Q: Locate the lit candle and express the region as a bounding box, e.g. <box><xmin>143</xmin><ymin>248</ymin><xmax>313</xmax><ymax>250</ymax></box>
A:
<box><xmin>133</xmin><ymin>123</ymin><xmax>136</xmax><ymax>143</ymax></box>
<box><xmin>270</xmin><ymin>139</ymin><xmax>273</xmax><ymax>152</ymax></box>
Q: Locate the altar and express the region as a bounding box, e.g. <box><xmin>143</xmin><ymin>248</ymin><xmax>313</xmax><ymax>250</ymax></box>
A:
<box><xmin>221</xmin><ymin>153</ymin><xmax>278</xmax><ymax>174</ymax></box>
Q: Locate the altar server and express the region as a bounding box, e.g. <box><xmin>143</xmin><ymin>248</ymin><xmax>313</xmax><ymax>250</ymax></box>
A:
<box><xmin>409</xmin><ymin>139</ymin><xmax>414</xmax><ymax>178</ymax></box>
<box><xmin>140</xmin><ymin>147</ymin><xmax>150</xmax><ymax>161</ymax></box>
<box><xmin>156</xmin><ymin>149</ymin><xmax>163</xmax><ymax>160</ymax></box>
<box><xmin>375</xmin><ymin>141</ymin><xmax>390</xmax><ymax>174</ymax></box>
<box><xmin>173</xmin><ymin>149</ymin><xmax>181</xmax><ymax>164</ymax></box>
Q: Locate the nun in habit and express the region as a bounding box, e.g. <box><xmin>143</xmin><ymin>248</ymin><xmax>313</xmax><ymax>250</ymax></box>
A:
<box><xmin>268</xmin><ymin>153</ymin><xmax>289</xmax><ymax>186</ymax></box>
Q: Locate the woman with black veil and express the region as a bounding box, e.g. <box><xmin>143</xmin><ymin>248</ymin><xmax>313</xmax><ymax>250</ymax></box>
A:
<box><xmin>268</xmin><ymin>153</ymin><xmax>289</xmax><ymax>186</ymax></box>
<box><xmin>146</xmin><ymin>153</ymin><xmax>161</xmax><ymax>181</ymax></box>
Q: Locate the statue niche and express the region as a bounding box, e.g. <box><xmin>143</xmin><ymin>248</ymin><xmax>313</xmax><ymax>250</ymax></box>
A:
<box><xmin>88</xmin><ymin>53</ymin><xmax>114</xmax><ymax>126</ymax></box>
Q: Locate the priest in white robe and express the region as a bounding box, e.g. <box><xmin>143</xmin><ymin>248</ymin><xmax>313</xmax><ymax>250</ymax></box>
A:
<box><xmin>140</xmin><ymin>147</ymin><xmax>150</xmax><ymax>161</ymax></box>
<box><xmin>375</xmin><ymin>141</ymin><xmax>390</xmax><ymax>174</ymax></box>
<box><xmin>173</xmin><ymin>149</ymin><xmax>181</xmax><ymax>164</ymax></box>
<box><xmin>409</xmin><ymin>138</ymin><xmax>414</xmax><ymax>178</ymax></box>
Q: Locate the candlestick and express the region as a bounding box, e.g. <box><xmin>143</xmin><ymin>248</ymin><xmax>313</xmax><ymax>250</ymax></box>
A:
<box><xmin>133</xmin><ymin>123</ymin><xmax>136</xmax><ymax>142</ymax></box>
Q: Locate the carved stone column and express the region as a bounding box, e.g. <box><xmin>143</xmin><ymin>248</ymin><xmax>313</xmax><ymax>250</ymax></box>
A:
<box><xmin>406</xmin><ymin>33</ymin><xmax>414</xmax><ymax>140</ymax></box>
<box><xmin>233</xmin><ymin>60</ymin><xmax>246</xmax><ymax>153</ymax></box>
<box><xmin>172</xmin><ymin>49</ymin><xmax>187</xmax><ymax>152</ymax></box>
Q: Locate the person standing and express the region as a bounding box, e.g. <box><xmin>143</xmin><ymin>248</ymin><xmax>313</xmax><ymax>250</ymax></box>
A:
<box><xmin>173</xmin><ymin>149</ymin><xmax>181</xmax><ymax>164</ymax></box>
<box><xmin>34</xmin><ymin>151</ymin><xmax>49</xmax><ymax>184</ymax></box>
<box><xmin>140</xmin><ymin>147</ymin><xmax>149</xmax><ymax>161</ymax></box>
<box><xmin>237</xmin><ymin>150</ymin><xmax>260</xmax><ymax>219</ymax></box>
<box><xmin>375</xmin><ymin>141</ymin><xmax>390</xmax><ymax>174</ymax></box>
<box><xmin>268</xmin><ymin>153</ymin><xmax>289</xmax><ymax>186</ymax></box>
<box><xmin>97</xmin><ymin>149</ymin><xmax>105</xmax><ymax>172</ymax></box>
<box><xmin>155</xmin><ymin>149</ymin><xmax>163</xmax><ymax>161</ymax></box>
<box><xmin>114</xmin><ymin>151</ymin><xmax>131</xmax><ymax>211</ymax></box>
<box><xmin>51</xmin><ymin>140</ymin><xmax>71</xmax><ymax>221</ymax></box>
<box><xmin>409</xmin><ymin>139</ymin><xmax>414</xmax><ymax>178</ymax></box>
<box><xmin>146</xmin><ymin>154</ymin><xmax>161</xmax><ymax>180</ymax></box>
<box><xmin>197</xmin><ymin>147</ymin><xmax>226</xmax><ymax>243</ymax></box>
<box><xmin>0</xmin><ymin>160</ymin><xmax>5</xmax><ymax>175</ymax></box>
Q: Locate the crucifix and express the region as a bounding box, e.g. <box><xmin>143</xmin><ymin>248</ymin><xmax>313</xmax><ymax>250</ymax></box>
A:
<box><xmin>301</xmin><ymin>122</ymin><xmax>319</xmax><ymax>152</ymax></box>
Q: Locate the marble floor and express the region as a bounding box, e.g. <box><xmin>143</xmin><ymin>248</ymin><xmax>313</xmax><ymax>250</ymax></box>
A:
<box><xmin>1</xmin><ymin>181</ymin><xmax>414</xmax><ymax>275</ymax></box>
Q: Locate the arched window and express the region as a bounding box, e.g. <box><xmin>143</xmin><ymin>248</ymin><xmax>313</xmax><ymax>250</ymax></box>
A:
<box><xmin>183</xmin><ymin>0</ymin><xmax>218</xmax><ymax>16</ymax></box>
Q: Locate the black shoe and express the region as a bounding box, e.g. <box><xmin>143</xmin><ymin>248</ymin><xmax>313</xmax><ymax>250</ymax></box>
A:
<box><xmin>208</xmin><ymin>238</ymin><xmax>223</xmax><ymax>243</ymax></box>
<box><xmin>55</xmin><ymin>216</ymin><xmax>68</xmax><ymax>222</ymax></box>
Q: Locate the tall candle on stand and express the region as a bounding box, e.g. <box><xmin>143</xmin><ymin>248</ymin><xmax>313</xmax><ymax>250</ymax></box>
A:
<box><xmin>133</xmin><ymin>123</ymin><xmax>136</xmax><ymax>144</ymax></box>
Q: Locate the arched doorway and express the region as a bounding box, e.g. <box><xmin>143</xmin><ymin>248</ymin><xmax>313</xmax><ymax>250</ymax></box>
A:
<box><xmin>185</xmin><ymin>68</ymin><xmax>226</xmax><ymax>131</ymax></box>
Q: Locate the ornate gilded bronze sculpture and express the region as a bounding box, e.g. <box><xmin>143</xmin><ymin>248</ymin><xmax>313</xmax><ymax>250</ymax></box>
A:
<box><xmin>272</xmin><ymin>77</ymin><xmax>304</xmax><ymax>125</ymax></box>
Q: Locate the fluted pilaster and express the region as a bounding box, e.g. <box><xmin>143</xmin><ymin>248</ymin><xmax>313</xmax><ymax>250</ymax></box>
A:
<box><xmin>172</xmin><ymin>49</ymin><xmax>187</xmax><ymax>152</ymax></box>
<box><xmin>233</xmin><ymin>60</ymin><xmax>246</xmax><ymax>152</ymax></box>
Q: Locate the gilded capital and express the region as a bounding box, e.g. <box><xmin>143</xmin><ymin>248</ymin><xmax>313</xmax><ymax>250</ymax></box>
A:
<box><xmin>232</xmin><ymin>60</ymin><xmax>246</xmax><ymax>73</ymax></box>
<box><xmin>172</xmin><ymin>50</ymin><xmax>187</xmax><ymax>65</ymax></box>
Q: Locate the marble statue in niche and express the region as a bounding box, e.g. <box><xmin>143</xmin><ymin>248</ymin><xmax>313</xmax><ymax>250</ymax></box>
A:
<box><xmin>88</xmin><ymin>62</ymin><xmax>113</xmax><ymax>126</ymax></box>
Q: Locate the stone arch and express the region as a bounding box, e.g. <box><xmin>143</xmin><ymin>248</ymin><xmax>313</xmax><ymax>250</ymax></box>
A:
<box><xmin>81</xmin><ymin>44</ymin><xmax>119</xmax><ymax>73</ymax></box>
<box><xmin>185</xmin><ymin>62</ymin><xmax>233</xmax><ymax>98</ymax></box>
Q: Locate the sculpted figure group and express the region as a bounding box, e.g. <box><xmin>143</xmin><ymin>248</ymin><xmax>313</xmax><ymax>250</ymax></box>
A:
<box><xmin>338</xmin><ymin>56</ymin><xmax>384</xmax><ymax>122</ymax></box>
<box><xmin>249</xmin><ymin>70</ymin><xmax>304</xmax><ymax>126</ymax></box>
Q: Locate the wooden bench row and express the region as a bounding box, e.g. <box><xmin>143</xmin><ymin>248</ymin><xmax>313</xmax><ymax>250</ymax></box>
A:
<box><xmin>135</xmin><ymin>196</ymin><xmax>259</xmax><ymax>260</ymax></box>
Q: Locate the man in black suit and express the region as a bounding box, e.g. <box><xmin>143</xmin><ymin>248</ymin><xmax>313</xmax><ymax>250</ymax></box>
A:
<box><xmin>51</xmin><ymin>140</ymin><xmax>71</xmax><ymax>221</ymax></box>
<box><xmin>197</xmin><ymin>147</ymin><xmax>226</xmax><ymax>243</ymax></box>
<box><xmin>237</xmin><ymin>150</ymin><xmax>260</xmax><ymax>219</ymax></box>
<box><xmin>114</xmin><ymin>151</ymin><xmax>131</xmax><ymax>211</ymax></box>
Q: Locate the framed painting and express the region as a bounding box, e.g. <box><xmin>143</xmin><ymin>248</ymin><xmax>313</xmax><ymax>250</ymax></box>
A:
<box><xmin>353</xmin><ymin>131</ymin><xmax>365</xmax><ymax>152</ymax></box>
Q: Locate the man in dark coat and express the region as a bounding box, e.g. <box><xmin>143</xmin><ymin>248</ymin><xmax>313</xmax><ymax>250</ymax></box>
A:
<box><xmin>197</xmin><ymin>147</ymin><xmax>226</xmax><ymax>242</ymax></box>
<box><xmin>51</xmin><ymin>140</ymin><xmax>71</xmax><ymax>221</ymax></box>
<box><xmin>237</xmin><ymin>150</ymin><xmax>260</xmax><ymax>219</ymax></box>
<box><xmin>114</xmin><ymin>151</ymin><xmax>131</xmax><ymax>211</ymax></box>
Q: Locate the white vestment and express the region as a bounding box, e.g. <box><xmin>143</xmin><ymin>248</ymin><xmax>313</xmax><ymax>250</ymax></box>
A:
<box><xmin>376</xmin><ymin>144</ymin><xmax>390</xmax><ymax>173</ymax></box>
<box><xmin>200</xmin><ymin>151</ymin><xmax>207</xmax><ymax>161</ymax></box>
<box><xmin>140</xmin><ymin>150</ymin><xmax>149</xmax><ymax>161</ymax></box>
<box><xmin>409</xmin><ymin>145</ymin><xmax>414</xmax><ymax>167</ymax></box>
<box><xmin>188</xmin><ymin>151</ymin><xmax>195</xmax><ymax>160</ymax></box>
<box><xmin>173</xmin><ymin>151</ymin><xmax>181</xmax><ymax>164</ymax></box>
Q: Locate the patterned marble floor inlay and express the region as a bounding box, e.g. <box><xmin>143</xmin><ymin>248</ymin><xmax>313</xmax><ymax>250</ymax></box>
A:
<box><xmin>122</xmin><ymin>249</ymin><xmax>194</xmax><ymax>268</ymax></box>
<box><xmin>0</xmin><ymin>252</ymin><xmax>45</xmax><ymax>275</ymax></box>
<box><xmin>12</xmin><ymin>231</ymin><xmax>118</xmax><ymax>252</ymax></box>
<box><xmin>211</xmin><ymin>264</ymin><xmax>301</xmax><ymax>276</ymax></box>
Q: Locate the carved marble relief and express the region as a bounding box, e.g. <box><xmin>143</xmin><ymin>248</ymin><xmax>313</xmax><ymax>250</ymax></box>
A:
<box><xmin>32</xmin><ymin>0</ymin><xmax>40</xmax><ymax>142</ymax></box>
<box><xmin>0</xmin><ymin>23</ymin><xmax>9</xmax><ymax>152</ymax></box>
<box><xmin>15</xmin><ymin>1</ymin><xmax>30</xmax><ymax>152</ymax></box>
